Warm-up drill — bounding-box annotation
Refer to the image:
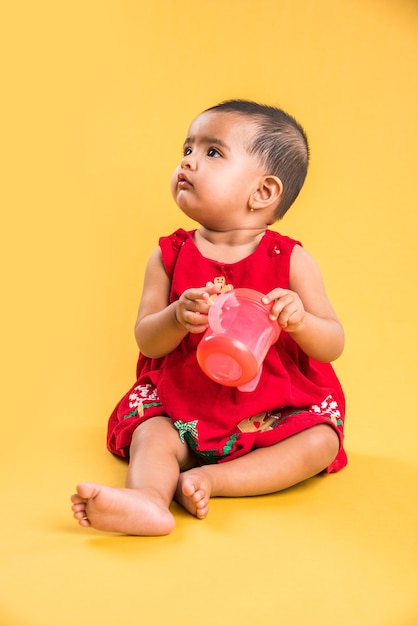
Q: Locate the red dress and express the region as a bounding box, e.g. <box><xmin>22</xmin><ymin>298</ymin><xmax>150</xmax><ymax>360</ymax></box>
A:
<box><xmin>107</xmin><ymin>229</ymin><xmax>347</xmax><ymax>473</ymax></box>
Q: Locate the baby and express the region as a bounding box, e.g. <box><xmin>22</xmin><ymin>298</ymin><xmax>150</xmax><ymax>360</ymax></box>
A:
<box><xmin>71</xmin><ymin>100</ymin><xmax>346</xmax><ymax>535</ymax></box>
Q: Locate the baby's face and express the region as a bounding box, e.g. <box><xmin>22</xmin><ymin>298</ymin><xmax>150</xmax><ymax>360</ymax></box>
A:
<box><xmin>171</xmin><ymin>110</ymin><xmax>265</xmax><ymax>229</ymax></box>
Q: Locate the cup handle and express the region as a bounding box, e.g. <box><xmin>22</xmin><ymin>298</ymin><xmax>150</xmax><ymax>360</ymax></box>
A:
<box><xmin>208</xmin><ymin>291</ymin><xmax>239</xmax><ymax>334</ymax></box>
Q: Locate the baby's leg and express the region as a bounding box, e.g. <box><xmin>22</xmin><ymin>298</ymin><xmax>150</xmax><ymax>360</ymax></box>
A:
<box><xmin>176</xmin><ymin>424</ymin><xmax>339</xmax><ymax>517</ymax></box>
<box><xmin>71</xmin><ymin>416</ymin><xmax>194</xmax><ymax>535</ymax></box>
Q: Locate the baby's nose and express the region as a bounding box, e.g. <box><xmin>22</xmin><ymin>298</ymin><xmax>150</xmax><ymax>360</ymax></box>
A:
<box><xmin>181</xmin><ymin>153</ymin><xmax>196</xmax><ymax>169</ymax></box>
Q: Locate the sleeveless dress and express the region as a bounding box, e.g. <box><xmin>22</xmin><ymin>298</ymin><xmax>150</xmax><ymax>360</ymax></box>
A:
<box><xmin>107</xmin><ymin>229</ymin><xmax>347</xmax><ymax>473</ymax></box>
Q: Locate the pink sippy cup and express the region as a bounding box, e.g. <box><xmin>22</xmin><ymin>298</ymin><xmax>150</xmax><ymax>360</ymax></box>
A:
<box><xmin>196</xmin><ymin>288</ymin><xmax>280</xmax><ymax>392</ymax></box>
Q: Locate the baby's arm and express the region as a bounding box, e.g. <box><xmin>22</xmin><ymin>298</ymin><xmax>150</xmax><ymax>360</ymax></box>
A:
<box><xmin>134</xmin><ymin>247</ymin><xmax>220</xmax><ymax>358</ymax></box>
<box><xmin>262</xmin><ymin>245</ymin><xmax>344</xmax><ymax>362</ymax></box>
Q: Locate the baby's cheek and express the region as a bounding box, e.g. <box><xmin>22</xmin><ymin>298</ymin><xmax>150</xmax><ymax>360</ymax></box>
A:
<box><xmin>170</xmin><ymin>167</ymin><xmax>181</xmax><ymax>196</ymax></box>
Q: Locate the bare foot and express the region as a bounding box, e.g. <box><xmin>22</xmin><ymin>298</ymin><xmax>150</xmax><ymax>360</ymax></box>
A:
<box><xmin>175</xmin><ymin>468</ymin><xmax>212</xmax><ymax>519</ymax></box>
<box><xmin>71</xmin><ymin>482</ymin><xmax>175</xmax><ymax>536</ymax></box>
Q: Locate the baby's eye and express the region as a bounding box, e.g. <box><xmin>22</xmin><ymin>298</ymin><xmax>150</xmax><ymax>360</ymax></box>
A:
<box><xmin>183</xmin><ymin>146</ymin><xmax>192</xmax><ymax>156</ymax></box>
<box><xmin>207</xmin><ymin>147</ymin><xmax>221</xmax><ymax>158</ymax></box>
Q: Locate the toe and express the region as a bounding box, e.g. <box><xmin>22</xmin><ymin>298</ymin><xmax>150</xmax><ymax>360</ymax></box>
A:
<box><xmin>181</xmin><ymin>480</ymin><xmax>197</xmax><ymax>498</ymax></box>
<box><xmin>72</xmin><ymin>503</ymin><xmax>86</xmax><ymax>515</ymax></box>
<box><xmin>192</xmin><ymin>489</ymin><xmax>207</xmax><ymax>505</ymax></box>
<box><xmin>76</xmin><ymin>481</ymin><xmax>100</xmax><ymax>500</ymax></box>
<box><xmin>196</xmin><ymin>504</ymin><xmax>209</xmax><ymax>520</ymax></box>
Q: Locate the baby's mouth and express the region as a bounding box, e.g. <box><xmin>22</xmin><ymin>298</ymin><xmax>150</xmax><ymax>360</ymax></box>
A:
<box><xmin>178</xmin><ymin>173</ymin><xmax>192</xmax><ymax>188</ymax></box>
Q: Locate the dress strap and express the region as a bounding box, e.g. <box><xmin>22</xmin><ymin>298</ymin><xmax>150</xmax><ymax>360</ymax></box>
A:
<box><xmin>263</xmin><ymin>230</ymin><xmax>301</xmax><ymax>287</ymax></box>
<box><xmin>159</xmin><ymin>229</ymin><xmax>193</xmax><ymax>279</ymax></box>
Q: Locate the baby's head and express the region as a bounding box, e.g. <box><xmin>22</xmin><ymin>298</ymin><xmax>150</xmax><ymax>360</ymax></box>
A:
<box><xmin>205</xmin><ymin>100</ymin><xmax>309</xmax><ymax>219</ymax></box>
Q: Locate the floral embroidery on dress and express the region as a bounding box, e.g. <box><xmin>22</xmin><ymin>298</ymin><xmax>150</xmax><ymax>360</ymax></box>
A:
<box><xmin>173</xmin><ymin>419</ymin><xmax>240</xmax><ymax>463</ymax></box>
<box><xmin>123</xmin><ymin>384</ymin><xmax>162</xmax><ymax>419</ymax></box>
<box><xmin>309</xmin><ymin>394</ymin><xmax>343</xmax><ymax>427</ymax></box>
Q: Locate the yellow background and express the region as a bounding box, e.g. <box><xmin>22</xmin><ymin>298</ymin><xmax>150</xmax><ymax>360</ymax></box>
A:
<box><xmin>1</xmin><ymin>1</ymin><xmax>417</xmax><ymax>625</ymax></box>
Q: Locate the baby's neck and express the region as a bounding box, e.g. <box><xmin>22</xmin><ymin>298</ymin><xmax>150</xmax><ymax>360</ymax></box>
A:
<box><xmin>194</xmin><ymin>227</ymin><xmax>267</xmax><ymax>263</ymax></box>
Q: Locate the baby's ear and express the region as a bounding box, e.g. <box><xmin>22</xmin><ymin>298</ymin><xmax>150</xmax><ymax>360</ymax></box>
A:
<box><xmin>250</xmin><ymin>176</ymin><xmax>283</xmax><ymax>209</ymax></box>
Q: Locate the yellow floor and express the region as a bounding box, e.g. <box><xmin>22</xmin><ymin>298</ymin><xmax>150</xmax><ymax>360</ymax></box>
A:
<box><xmin>1</xmin><ymin>1</ymin><xmax>417</xmax><ymax>625</ymax></box>
<box><xmin>2</xmin><ymin>422</ymin><xmax>417</xmax><ymax>625</ymax></box>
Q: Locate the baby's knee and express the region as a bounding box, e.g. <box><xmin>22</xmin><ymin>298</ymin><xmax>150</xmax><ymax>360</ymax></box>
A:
<box><xmin>130</xmin><ymin>416</ymin><xmax>174</xmax><ymax>449</ymax></box>
<box><xmin>308</xmin><ymin>424</ymin><xmax>340</xmax><ymax>465</ymax></box>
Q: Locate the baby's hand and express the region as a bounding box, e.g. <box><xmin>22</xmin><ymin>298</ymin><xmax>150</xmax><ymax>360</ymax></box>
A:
<box><xmin>262</xmin><ymin>288</ymin><xmax>305</xmax><ymax>332</ymax></box>
<box><xmin>206</xmin><ymin>281</ymin><xmax>233</xmax><ymax>304</ymax></box>
<box><xmin>175</xmin><ymin>283</ymin><xmax>222</xmax><ymax>333</ymax></box>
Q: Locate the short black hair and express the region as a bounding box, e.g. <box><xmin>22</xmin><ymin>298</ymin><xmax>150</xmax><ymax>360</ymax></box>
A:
<box><xmin>205</xmin><ymin>99</ymin><xmax>309</xmax><ymax>219</ymax></box>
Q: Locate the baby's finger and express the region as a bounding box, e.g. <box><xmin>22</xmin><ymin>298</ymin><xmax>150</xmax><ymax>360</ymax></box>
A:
<box><xmin>268</xmin><ymin>294</ymin><xmax>294</xmax><ymax>320</ymax></box>
<box><xmin>262</xmin><ymin>288</ymin><xmax>288</xmax><ymax>305</ymax></box>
